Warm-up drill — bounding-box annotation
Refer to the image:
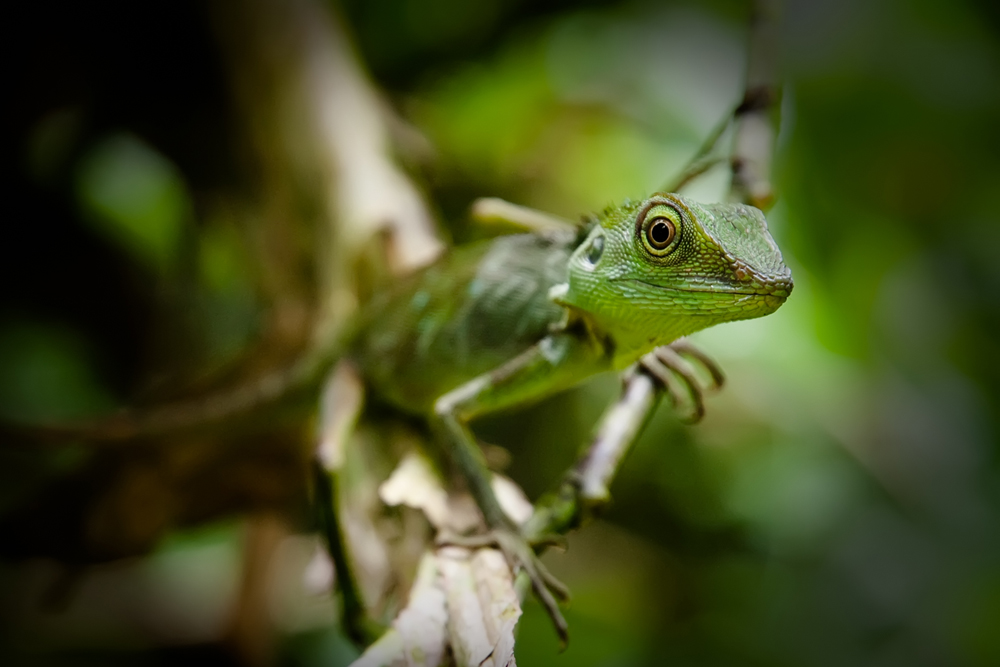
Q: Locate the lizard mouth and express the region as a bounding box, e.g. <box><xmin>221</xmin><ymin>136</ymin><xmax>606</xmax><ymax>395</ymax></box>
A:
<box><xmin>614</xmin><ymin>278</ymin><xmax>792</xmax><ymax>299</ymax></box>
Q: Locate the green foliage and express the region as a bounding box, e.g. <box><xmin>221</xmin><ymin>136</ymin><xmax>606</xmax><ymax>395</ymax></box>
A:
<box><xmin>75</xmin><ymin>133</ymin><xmax>191</xmax><ymax>273</ymax></box>
<box><xmin>0</xmin><ymin>322</ymin><xmax>115</xmax><ymax>422</ymax></box>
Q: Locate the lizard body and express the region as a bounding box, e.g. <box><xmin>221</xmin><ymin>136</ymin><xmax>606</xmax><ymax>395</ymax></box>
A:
<box><xmin>9</xmin><ymin>192</ymin><xmax>792</xmax><ymax>644</ymax></box>
<box><xmin>349</xmin><ymin>193</ymin><xmax>790</xmax><ymax>417</ymax></box>
<box><xmin>24</xmin><ymin>193</ymin><xmax>789</xmax><ymax>442</ymax></box>
<box><xmin>335</xmin><ymin>193</ymin><xmax>791</xmax><ymax>644</ymax></box>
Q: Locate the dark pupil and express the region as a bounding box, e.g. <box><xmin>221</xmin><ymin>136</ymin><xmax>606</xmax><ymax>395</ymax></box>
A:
<box><xmin>586</xmin><ymin>234</ymin><xmax>604</xmax><ymax>264</ymax></box>
<box><xmin>650</xmin><ymin>220</ymin><xmax>672</xmax><ymax>245</ymax></box>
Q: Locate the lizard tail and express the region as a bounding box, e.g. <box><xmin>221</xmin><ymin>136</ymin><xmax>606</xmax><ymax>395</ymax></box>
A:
<box><xmin>1</xmin><ymin>339</ymin><xmax>343</xmax><ymax>445</ymax></box>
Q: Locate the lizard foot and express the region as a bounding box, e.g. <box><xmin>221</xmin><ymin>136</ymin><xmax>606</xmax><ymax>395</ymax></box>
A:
<box><xmin>437</xmin><ymin>526</ymin><xmax>571</xmax><ymax>647</ymax></box>
<box><xmin>637</xmin><ymin>338</ymin><xmax>725</xmax><ymax>423</ymax></box>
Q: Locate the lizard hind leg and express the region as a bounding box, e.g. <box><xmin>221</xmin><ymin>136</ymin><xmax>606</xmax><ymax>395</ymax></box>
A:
<box><xmin>428</xmin><ymin>333</ymin><xmax>605</xmax><ymax>647</ymax></box>
<box><xmin>432</xmin><ymin>392</ymin><xmax>573</xmax><ymax>646</ymax></box>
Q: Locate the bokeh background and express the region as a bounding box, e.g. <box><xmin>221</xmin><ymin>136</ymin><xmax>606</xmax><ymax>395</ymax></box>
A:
<box><xmin>3</xmin><ymin>0</ymin><xmax>1000</xmax><ymax>665</ymax></box>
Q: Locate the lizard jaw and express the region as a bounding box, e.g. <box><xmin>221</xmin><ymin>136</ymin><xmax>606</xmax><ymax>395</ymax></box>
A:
<box><xmin>613</xmin><ymin>278</ymin><xmax>793</xmax><ymax>299</ymax></box>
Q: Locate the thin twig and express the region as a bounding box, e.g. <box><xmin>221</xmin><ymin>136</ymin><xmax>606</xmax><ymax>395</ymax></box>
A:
<box><xmin>729</xmin><ymin>0</ymin><xmax>781</xmax><ymax>209</ymax></box>
<box><xmin>524</xmin><ymin>372</ymin><xmax>662</xmax><ymax>540</ymax></box>
<box><xmin>470</xmin><ymin>197</ymin><xmax>577</xmax><ymax>233</ymax></box>
<box><xmin>666</xmin><ymin>155</ymin><xmax>727</xmax><ymax>194</ymax></box>
<box><xmin>662</xmin><ymin>110</ymin><xmax>733</xmax><ymax>193</ymax></box>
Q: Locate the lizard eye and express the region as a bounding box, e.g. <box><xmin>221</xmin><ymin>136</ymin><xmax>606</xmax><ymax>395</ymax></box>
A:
<box><xmin>637</xmin><ymin>201</ymin><xmax>683</xmax><ymax>257</ymax></box>
<box><xmin>646</xmin><ymin>218</ymin><xmax>675</xmax><ymax>249</ymax></box>
<box><xmin>640</xmin><ymin>209</ymin><xmax>679</xmax><ymax>256</ymax></box>
<box><xmin>584</xmin><ymin>233</ymin><xmax>604</xmax><ymax>267</ymax></box>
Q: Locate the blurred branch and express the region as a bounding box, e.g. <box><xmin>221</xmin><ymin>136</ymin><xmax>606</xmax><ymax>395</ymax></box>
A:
<box><xmin>470</xmin><ymin>197</ymin><xmax>576</xmax><ymax>233</ymax></box>
<box><xmin>729</xmin><ymin>0</ymin><xmax>781</xmax><ymax>210</ymax></box>
<box><xmin>524</xmin><ymin>373</ymin><xmax>662</xmax><ymax>540</ymax></box>
<box><xmin>662</xmin><ymin>111</ymin><xmax>731</xmax><ymax>194</ymax></box>
<box><xmin>281</xmin><ymin>0</ymin><xmax>444</xmax><ymax>341</ymax></box>
<box><xmin>350</xmin><ymin>552</ymin><xmax>448</xmax><ymax>667</ymax></box>
<box><xmin>225</xmin><ymin>513</ymin><xmax>288</xmax><ymax>667</ymax></box>
<box><xmin>215</xmin><ymin>0</ymin><xmax>444</xmax><ymax>352</ymax></box>
<box><xmin>213</xmin><ymin>0</ymin><xmax>447</xmax><ymax>659</ymax></box>
<box><xmin>665</xmin><ymin>0</ymin><xmax>781</xmax><ymax>209</ymax></box>
<box><xmin>315</xmin><ymin>361</ymin><xmax>382</xmax><ymax>646</ymax></box>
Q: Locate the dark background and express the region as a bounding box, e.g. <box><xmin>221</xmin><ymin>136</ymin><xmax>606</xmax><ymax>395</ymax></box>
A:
<box><xmin>2</xmin><ymin>0</ymin><xmax>1000</xmax><ymax>665</ymax></box>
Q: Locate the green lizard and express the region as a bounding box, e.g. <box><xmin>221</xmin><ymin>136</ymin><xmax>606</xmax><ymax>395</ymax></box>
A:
<box><xmin>9</xmin><ymin>192</ymin><xmax>792</xmax><ymax>643</ymax></box>
<box><xmin>344</xmin><ymin>191</ymin><xmax>791</xmax><ymax>639</ymax></box>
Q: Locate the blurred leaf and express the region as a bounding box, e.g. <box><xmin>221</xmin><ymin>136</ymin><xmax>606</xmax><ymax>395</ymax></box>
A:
<box><xmin>75</xmin><ymin>133</ymin><xmax>191</xmax><ymax>272</ymax></box>
<box><xmin>0</xmin><ymin>320</ymin><xmax>114</xmax><ymax>421</ymax></box>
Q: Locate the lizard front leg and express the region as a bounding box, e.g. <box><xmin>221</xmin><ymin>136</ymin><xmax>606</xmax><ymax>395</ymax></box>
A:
<box><xmin>430</xmin><ymin>331</ymin><xmax>608</xmax><ymax>646</ymax></box>
<box><xmin>637</xmin><ymin>338</ymin><xmax>725</xmax><ymax>422</ymax></box>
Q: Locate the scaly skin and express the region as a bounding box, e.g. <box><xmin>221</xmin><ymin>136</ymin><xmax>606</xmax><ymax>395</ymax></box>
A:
<box><xmin>346</xmin><ymin>192</ymin><xmax>792</xmax><ymax>643</ymax></box>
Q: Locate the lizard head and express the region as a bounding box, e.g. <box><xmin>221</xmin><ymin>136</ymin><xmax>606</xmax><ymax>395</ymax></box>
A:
<box><xmin>552</xmin><ymin>193</ymin><xmax>793</xmax><ymax>364</ymax></box>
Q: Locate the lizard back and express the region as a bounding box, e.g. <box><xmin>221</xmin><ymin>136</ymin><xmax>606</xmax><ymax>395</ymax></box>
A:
<box><xmin>349</xmin><ymin>229</ymin><xmax>579</xmax><ymax>413</ymax></box>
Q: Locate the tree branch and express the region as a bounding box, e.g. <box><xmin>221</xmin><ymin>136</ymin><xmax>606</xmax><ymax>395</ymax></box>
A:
<box><xmin>729</xmin><ymin>0</ymin><xmax>781</xmax><ymax>210</ymax></box>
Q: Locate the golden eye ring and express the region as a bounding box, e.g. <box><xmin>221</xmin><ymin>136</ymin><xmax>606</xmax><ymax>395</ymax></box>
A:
<box><xmin>636</xmin><ymin>199</ymin><xmax>683</xmax><ymax>257</ymax></box>
<box><xmin>645</xmin><ymin>217</ymin><xmax>675</xmax><ymax>251</ymax></box>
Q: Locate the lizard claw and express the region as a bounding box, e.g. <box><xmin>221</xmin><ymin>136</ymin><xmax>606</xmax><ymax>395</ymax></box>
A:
<box><xmin>638</xmin><ymin>339</ymin><xmax>725</xmax><ymax>423</ymax></box>
<box><xmin>437</xmin><ymin>526</ymin><xmax>571</xmax><ymax>647</ymax></box>
<box><xmin>667</xmin><ymin>339</ymin><xmax>726</xmax><ymax>390</ymax></box>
